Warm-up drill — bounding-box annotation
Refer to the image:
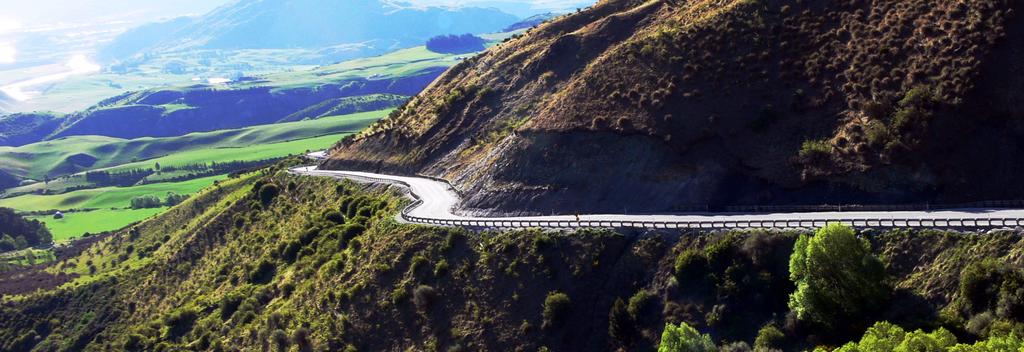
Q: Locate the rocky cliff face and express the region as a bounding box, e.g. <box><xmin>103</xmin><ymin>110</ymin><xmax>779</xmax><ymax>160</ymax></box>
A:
<box><xmin>325</xmin><ymin>0</ymin><xmax>1024</xmax><ymax>214</ymax></box>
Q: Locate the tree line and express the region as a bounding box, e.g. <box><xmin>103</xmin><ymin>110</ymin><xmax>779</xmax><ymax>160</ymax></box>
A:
<box><xmin>0</xmin><ymin>208</ymin><xmax>52</xmax><ymax>253</ymax></box>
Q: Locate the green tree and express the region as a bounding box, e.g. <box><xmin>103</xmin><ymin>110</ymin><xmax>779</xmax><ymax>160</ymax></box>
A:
<box><xmin>788</xmin><ymin>223</ymin><xmax>887</xmax><ymax>328</ymax></box>
<box><xmin>542</xmin><ymin>291</ymin><xmax>570</xmax><ymax>329</ymax></box>
<box><xmin>0</xmin><ymin>234</ymin><xmax>16</xmax><ymax>252</ymax></box>
<box><xmin>658</xmin><ymin>322</ymin><xmax>716</xmax><ymax>352</ymax></box>
<box><xmin>754</xmin><ymin>324</ymin><xmax>785</xmax><ymax>350</ymax></box>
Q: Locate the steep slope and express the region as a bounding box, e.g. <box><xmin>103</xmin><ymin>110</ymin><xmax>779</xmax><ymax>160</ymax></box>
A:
<box><xmin>101</xmin><ymin>0</ymin><xmax>519</xmax><ymax>62</ymax></box>
<box><xmin>504</xmin><ymin>12</ymin><xmax>560</xmax><ymax>31</ymax></box>
<box><xmin>2</xmin><ymin>160</ymin><xmax>1024</xmax><ymax>351</ymax></box>
<box><xmin>325</xmin><ymin>0</ymin><xmax>1024</xmax><ymax>214</ymax></box>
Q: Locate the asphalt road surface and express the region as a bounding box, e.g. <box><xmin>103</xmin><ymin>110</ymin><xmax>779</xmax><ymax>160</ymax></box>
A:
<box><xmin>291</xmin><ymin>164</ymin><xmax>1024</xmax><ymax>230</ymax></box>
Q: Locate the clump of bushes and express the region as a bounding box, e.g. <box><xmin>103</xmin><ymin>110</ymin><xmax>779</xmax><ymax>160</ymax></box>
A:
<box><xmin>259</xmin><ymin>184</ymin><xmax>280</xmax><ymax>205</ymax></box>
<box><xmin>674</xmin><ymin>249</ymin><xmax>708</xmax><ymax>284</ymax></box>
<box><xmin>658</xmin><ymin>322</ymin><xmax>716</xmax><ymax>352</ymax></box>
<box><xmin>542</xmin><ymin>291</ymin><xmax>571</xmax><ymax>329</ymax></box>
<box><xmin>826</xmin><ymin>321</ymin><xmax>1024</xmax><ymax>351</ymax></box>
<box><xmin>754</xmin><ymin>324</ymin><xmax>785</xmax><ymax>350</ymax></box>
<box><xmin>958</xmin><ymin>259</ymin><xmax>1024</xmax><ymax>336</ymax></box>
<box><xmin>323</xmin><ymin>210</ymin><xmax>345</xmax><ymax>224</ymax></box>
<box><xmin>798</xmin><ymin>139</ymin><xmax>832</xmax><ymax>162</ymax></box>
<box><xmin>627</xmin><ymin>290</ymin><xmax>657</xmax><ymax>323</ymax></box>
<box><xmin>249</xmin><ymin>259</ymin><xmax>276</xmax><ymax>284</ymax></box>
<box><xmin>220</xmin><ymin>292</ymin><xmax>244</xmax><ymax>321</ymax></box>
<box><xmin>162</xmin><ymin>307</ymin><xmax>198</xmax><ymax>340</ymax></box>
<box><xmin>609</xmin><ymin>298</ymin><xmax>636</xmax><ymax>347</ymax></box>
<box><xmin>413</xmin><ymin>285</ymin><xmax>437</xmax><ymax>313</ymax></box>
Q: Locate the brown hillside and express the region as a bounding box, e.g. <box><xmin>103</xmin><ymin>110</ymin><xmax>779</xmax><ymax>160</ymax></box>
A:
<box><xmin>324</xmin><ymin>0</ymin><xmax>1024</xmax><ymax>214</ymax></box>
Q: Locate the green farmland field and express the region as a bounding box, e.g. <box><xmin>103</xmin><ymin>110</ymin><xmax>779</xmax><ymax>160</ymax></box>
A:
<box><xmin>29</xmin><ymin>208</ymin><xmax>168</xmax><ymax>242</ymax></box>
<box><xmin>0</xmin><ymin>110</ymin><xmax>385</xmax><ymax>181</ymax></box>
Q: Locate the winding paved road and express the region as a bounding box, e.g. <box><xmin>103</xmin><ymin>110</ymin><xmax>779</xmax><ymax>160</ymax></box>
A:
<box><xmin>290</xmin><ymin>164</ymin><xmax>1024</xmax><ymax>230</ymax></box>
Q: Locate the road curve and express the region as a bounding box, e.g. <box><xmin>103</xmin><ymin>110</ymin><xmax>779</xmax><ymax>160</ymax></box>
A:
<box><xmin>289</xmin><ymin>165</ymin><xmax>1024</xmax><ymax>230</ymax></box>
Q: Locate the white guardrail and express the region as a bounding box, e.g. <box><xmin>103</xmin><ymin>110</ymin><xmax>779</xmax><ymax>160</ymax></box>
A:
<box><xmin>296</xmin><ymin>168</ymin><xmax>1024</xmax><ymax>230</ymax></box>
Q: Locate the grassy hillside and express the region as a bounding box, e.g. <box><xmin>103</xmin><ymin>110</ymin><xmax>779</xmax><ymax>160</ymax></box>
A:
<box><xmin>0</xmin><ymin>175</ymin><xmax>225</xmax><ymax>212</ymax></box>
<box><xmin>0</xmin><ymin>110</ymin><xmax>385</xmax><ymax>181</ymax></box>
<box><xmin>0</xmin><ymin>109</ymin><xmax>388</xmax><ymax>240</ymax></box>
<box><xmin>326</xmin><ymin>0</ymin><xmax>1024</xmax><ymax>214</ymax></box>
<box><xmin>0</xmin><ymin>175</ymin><xmax>225</xmax><ymax>241</ymax></box>
<box><xmin>0</xmin><ymin>161</ymin><xmax>1022</xmax><ymax>351</ymax></box>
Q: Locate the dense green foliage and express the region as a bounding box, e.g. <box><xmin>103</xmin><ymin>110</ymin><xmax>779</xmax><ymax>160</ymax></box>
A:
<box><xmin>0</xmin><ymin>207</ymin><xmax>52</xmax><ymax>252</ymax></box>
<box><xmin>956</xmin><ymin>259</ymin><xmax>1024</xmax><ymax>337</ymax></box>
<box><xmin>822</xmin><ymin>321</ymin><xmax>1024</xmax><ymax>352</ymax></box>
<box><xmin>658</xmin><ymin>322</ymin><xmax>715</xmax><ymax>352</ymax></box>
<box><xmin>789</xmin><ymin>223</ymin><xmax>887</xmax><ymax>328</ymax></box>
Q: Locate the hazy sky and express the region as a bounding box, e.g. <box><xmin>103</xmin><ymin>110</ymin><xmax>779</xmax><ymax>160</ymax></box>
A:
<box><xmin>0</xmin><ymin>0</ymin><xmax>586</xmax><ymax>29</ymax></box>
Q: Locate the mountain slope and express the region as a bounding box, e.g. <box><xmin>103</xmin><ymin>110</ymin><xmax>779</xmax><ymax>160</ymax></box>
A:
<box><xmin>2</xmin><ymin>160</ymin><xmax>1024</xmax><ymax>350</ymax></box>
<box><xmin>96</xmin><ymin>17</ymin><xmax>196</xmax><ymax>62</ymax></box>
<box><xmin>101</xmin><ymin>0</ymin><xmax>518</xmax><ymax>61</ymax></box>
<box><xmin>0</xmin><ymin>113</ymin><xmax>66</xmax><ymax>147</ymax></box>
<box><xmin>325</xmin><ymin>0</ymin><xmax>1024</xmax><ymax>214</ymax></box>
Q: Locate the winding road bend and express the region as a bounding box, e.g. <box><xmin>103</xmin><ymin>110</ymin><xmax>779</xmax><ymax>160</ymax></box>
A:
<box><xmin>290</xmin><ymin>165</ymin><xmax>1024</xmax><ymax>230</ymax></box>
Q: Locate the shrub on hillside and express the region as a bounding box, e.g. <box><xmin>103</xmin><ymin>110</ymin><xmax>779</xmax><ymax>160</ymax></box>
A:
<box><xmin>674</xmin><ymin>249</ymin><xmax>708</xmax><ymax>284</ymax></box>
<box><xmin>249</xmin><ymin>259</ymin><xmax>276</xmax><ymax>284</ymax></box>
<box><xmin>788</xmin><ymin>223</ymin><xmax>887</xmax><ymax>328</ymax></box>
<box><xmin>162</xmin><ymin>307</ymin><xmax>198</xmax><ymax>340</ymax></box>
<box><xmin>754</xmin><ymin>324</ymin><xmax>785</xmax><ymax>350</ymax></box>
<box><xmin>164</xmin><ymin>193</ymin><xmax>189</xmax><ymax>206</ymax></box>
<box><xmin>658</xmin><ymin>322</ymin><xmax>716</xmax><ymax>352</ymax></box>
<box><xmin>609</xmin><ymin>298</ymin><xmax>636</xmax><ymax>347</ymax></box>
<box><xmin>798</xmin><ymin>139</ymin><xmax>832</xmax><ymax>162</ymax></box>
<box><xmin>627</xmin><ymin>290</ymin><xmax>658</xmax><ymax>322</ymax></box>
<box><xmin>959</xmin><ymin>259</ymin><xmax>1024</xmax><ymax>326</ymax></box>
<box><xmin>323</xmin><ymin>210</ymin><xmax>345</xmax><ymax>224</ymax></box>
<box><xmin>542</xmin><ymin>291</ymin><xmax>571</xmax><ymax>329</ymax></box>
<box><xmin>130</xmin><ymin>195</ymin><xmax>163</xmax><ymax>209</ymax></box>
<box><xmin>259</xmin><ymin>184</ymin><xmax>280</xmax><ymax>205</ymax></box>
<box><xmin>219</xmin><ymin>293</ymin><xmax>244</xmax><ymax>321</ymax></box>
<box><xmin>412</xmin><ymin>285</ymin><xmax>437</xmax><ymax>313</ymax></box>
<box><xmin>339</xmin><ymin>224</ymin><xmax>366</xmax><ymax>248</ymax></box>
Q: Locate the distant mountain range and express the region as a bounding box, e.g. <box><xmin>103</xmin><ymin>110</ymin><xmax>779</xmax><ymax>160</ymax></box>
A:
<box><xmin>99</xmin><ymin>0</ymin><xmax>519</xmax><ymax>62</ymax></box>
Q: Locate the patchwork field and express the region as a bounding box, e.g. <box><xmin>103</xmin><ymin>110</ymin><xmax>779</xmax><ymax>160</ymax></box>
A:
<box><xmin>0</xmin><ymin>110</ymin><xmax>387</xmax><ymax>240</ymax></box>
<box><xmin>29</xmin><ymin>208</ymin><xmax>168</xmax><ymax>242</ymax></box>
<box><xmin>0</xmin><ymin>110</ymin><xmax>385</xmax><ymax>181</ymax></box>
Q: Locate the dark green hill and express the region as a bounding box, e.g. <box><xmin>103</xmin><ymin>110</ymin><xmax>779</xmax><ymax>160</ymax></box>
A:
<box><xmin>0</xmin><ymin>113</ymin><xmax>66</xmax><ymax>147</ymax></box>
